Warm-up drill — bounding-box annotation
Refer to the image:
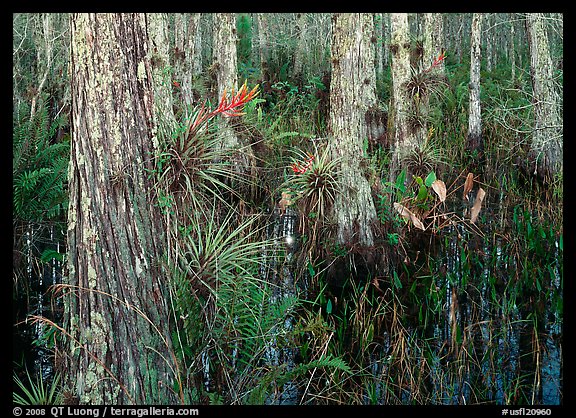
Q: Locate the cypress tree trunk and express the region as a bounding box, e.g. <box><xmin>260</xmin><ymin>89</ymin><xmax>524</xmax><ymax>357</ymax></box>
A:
<box><xmin>390</xmin><ymin>13</ymin><xmax>415</xmax><ymax>170</ymax></box>
<box><xmin>212</xmin><ymin>12</ymin><xmax>255</xmax><ymax>175</ymax></box>
<box><xmin>510</xmin><ymin>14</ymin><xmax>516</xmax><ymax>82</ymax></box>
<box><xmin>328</xmin><ymin>13</ymin><xmax>378</xmax><ymax>247</ymax></box>
<box><xmin>525</xmin><ymin>13</ymin><xmax>563</xmax><ymax>183</ymax></box>
<box><xmin>174</xmin><ymin>13</ymin><xmax>202</xmax><ymax>110</ymax></box>
<box><xmin>64</xmin><ymin>13</ymin><xmax>179</xmax><ymax>405</ymax></box>
<box><xmin>485</xmin><ymin>13</ymin><xmax>493</xmax><ymax>73</ymax></box>
<box><xmin>148</xmin><ymin>13</ymin><xmax>178</xmax><ymax>135</ymax></box>
<box><xmin>467</xmin><ymin>13</ymin><xmax>483</xmax><ymax>154</ymax></box>
<box><xmin>256</xmin><ymin>13</ymin><xmax>271</xmax><ymax>84</ymax></box>
<box><xmin>423</xmin><ymin>13</ymin><xmax>444</xmax><ymax>76</ymax></box>
<box><xmin>293</xmin><ymin>13</ymin><xmax>308</xmax><ymax>83</ymax></box>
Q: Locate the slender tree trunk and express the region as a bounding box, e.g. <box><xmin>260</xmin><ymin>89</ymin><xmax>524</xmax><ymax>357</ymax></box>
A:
<box><xmin>375</xmin><ymin>13</ymin><xmax>385</xmax><ymax>82</ymax></box>
<box><xmin>390</xmin><ymin>13</ymin><xmax>415</xmax><ymax>167</ymax></box>
<box><xmin>413</xmin><ymin>12</ymin><xmax>445</xmax><ymax>148</ymax></box>
<box><xmin>328</xmin><ymin>13</ymin><xmax>378</xmax><ymax>247</ymax></box>
<box><xmin>423</xmin><ymin>13</ymin><xmax>444</xmax><ymax>76</ymax></box>
<box><xmin>485</xmin><ymin>13</ymin><xmax>493</xmax><ymax>72</ymax></box>
<box><xmin>525</xmin><ymin>13</ymin><xmax>563</xmax><ymax>182</ymax></box>
<box><xmin>174</xmin><ymin>13</ymin><xmax>202</xmax><ymax>110</ymax></box>
<box><xmin>212</xmin><ymin>12</ymin><xmax>255</xmax><ymax>175</ymax></box>
<box><xmin>293</xmin><ymin>13</ymin><xmax>308</xmax><ymax>83</ymax></box>
<box><xmin>29</xmin><ymin>13</ymin><xmax>54</xmax><ymax>122</ymax></box>
<box><xmin>64</xmin><ymin>13</ymin><xmax>179</xmax><ymax>405</ymax></box>
<box><xmin>467</xmin><ymin>13</ymin><xmax>483</xmax><ymax>153</ymax></box>
<box><xmin>256</xmin><ymin>13</ymin><xmax>271</xmax><ymax>84</ymax></box>
<box><xmin>510</xmin><ymin>14</ymin><xmax>516</xmax><ymax>82</ymax></box>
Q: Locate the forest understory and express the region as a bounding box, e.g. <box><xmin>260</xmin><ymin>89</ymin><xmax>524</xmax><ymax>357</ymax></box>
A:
<box><xmin>12</xmin><ymin>12</ymin><xmax>563</xmax><ymax>407</ymax></box>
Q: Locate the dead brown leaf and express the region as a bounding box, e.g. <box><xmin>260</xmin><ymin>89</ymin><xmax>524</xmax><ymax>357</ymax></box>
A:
<box><xmin>463</xmin><ymin>173</ymin><xmax>474</xmax><ymax>201</ymax></box>
<box><xmin>394</xmin><ymin>202</ymin><xmax>426</xmax><ymax>230</ymax></box>
<box><xmin>431</xmin><ymin>179</ymin><xmax>447</xmax><ymax>202</ymax></box>
<box><xmin>470</xmin><ymin>187</ymin><xmax>486</xmax><ymax>224</ymax></box>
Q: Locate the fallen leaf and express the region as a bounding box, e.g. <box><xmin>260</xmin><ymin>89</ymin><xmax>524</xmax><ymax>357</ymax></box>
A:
<box><xmin>394</xmin><ymin>202</ymin><xmax>426</xmax><ymax>230</ymax></box>
<box><xmin>463</xmin><ymin>173</ymin><xmax>474</xmax><ymax>201</ymax></box>
<box><xmin>470</xmin><ymin>187</ymin><xmax>486</xmax><ymax>224</ymax></box>
<box><xmin>431</xmin><ymin>179</ymin><xmax>446</xmax><ymax>202</ymax></box>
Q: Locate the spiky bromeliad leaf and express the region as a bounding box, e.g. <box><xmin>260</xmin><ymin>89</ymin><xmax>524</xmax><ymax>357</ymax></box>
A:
<box><xmin>284</xmin><ymin>146</ymin><xmax>341</xmax><ymax>221</ymax></box>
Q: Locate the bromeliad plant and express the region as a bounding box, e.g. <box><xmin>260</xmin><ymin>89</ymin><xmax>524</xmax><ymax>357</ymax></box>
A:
<box><xmin>284</xmin><ymin>145</ymin><xmax>340</xmax><ymax>223</ymax></box>
<box><xmin>154</xmin><ymin>81</ymin><xmax>260</xmax><ymax>213</ymax></box>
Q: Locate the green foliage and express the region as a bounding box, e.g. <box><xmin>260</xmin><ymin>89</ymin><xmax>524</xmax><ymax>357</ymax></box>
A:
<box><xmin>13</xmin><ymin>368</ymin><xmax>62</xmax><ymax>405</ymax></box>
<box><xmin>13</xmin><ymin>98</ymin><xmax>69</xmax><ymax>223</ymax></box>
<box><xmin>154</xmin><ymin>107</ymin><xmax>255</xmax><ymax>214</ymax></box>
<box><xmin>284</xmin><ymin>145</ymin><xmax>340</xmax><ymax>222</ymax></box>
<box><xmin>168</xmin><ymin>201</ymin><xmax>303</xmax><ymax>403</ymax></box>
<box><xmin>263</xmin><ymin>76</ymin><xmax>328</xmax><ymax>137</ymax></box>
<box><xmin>236</xmin><ymin>14</ymin><xmax>253</xmax><ymax>67</ymax></box>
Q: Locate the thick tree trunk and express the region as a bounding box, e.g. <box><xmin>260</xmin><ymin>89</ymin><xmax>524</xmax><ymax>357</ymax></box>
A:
<box><xmin>525</xmin><ymin>13</ymin><xmax>563</xmax><ymax>183</ymax></box>
<box><xmin>328</xmin><ymin>13</ymin><xmax>378</xmax><ymax>247</ymax></box>
<box><xmin>467</xmin><ymin>13</ymin><xmax>483</xmax><ymax>153</ymax></box>
<box><xmin>64</xmin><ymin>13</ymin><xmax>179</xmax><ymax>405</ymax></box>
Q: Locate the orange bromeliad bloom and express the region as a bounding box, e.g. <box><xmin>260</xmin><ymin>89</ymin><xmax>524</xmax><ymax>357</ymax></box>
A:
<box><xmin>424</xmin><ymin>51</ymin><xmax>446</xmax><ymax>73</ymax></box>
<box><xmin>187</xmin><ymin>81</ymin><xmax>259</xmax><ymax>135</ymax></box>
<box><xmin>215</xmin><ymin>82</ymin><xmax>260</xmax><ymax>117</ymax></box>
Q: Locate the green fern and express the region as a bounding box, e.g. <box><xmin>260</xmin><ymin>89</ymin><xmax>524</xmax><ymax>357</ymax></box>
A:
<box><xmin>13</xmin><ymin>97</ymin><xmax>69</xmax><ymax>223</ymax></box>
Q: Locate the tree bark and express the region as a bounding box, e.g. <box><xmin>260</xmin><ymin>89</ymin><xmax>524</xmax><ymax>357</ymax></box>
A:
<box><xmin>485</xmin><ymin>13</ymin><xmax>493</xmax><ymax>72</ymax></box>
<box><xmin>148</xmin><ymin>13</ymin><xmax>178</xmax><ymax>136</ymax></box>
<box><xmin>423</xmin><ymin>13</ymin><xmax>444</xmax><ymax>76</ymax></box>
<box><xmin>173</xmin><ymin>13</ymin><xmax>202</xmax><ymax>110</ymax></box>
<box><xmin>29</xmin><ymin>13</ymin><xmax>54</xmax><ymax>122</ymax></box>
<box><xmin>390</xmin><ymin>13</ymin><xmax>416</xmax><ymax>164</ymax></box>
<box><xmin>328</xmin><ymin>13</ymin><xmax>378</xmax><ymax>247</ymax></box>
<box><xmin>293</xmin><ymin>13</ymin><xmax>308</xmax><ymax>83</ymax></box>
<box><xmin>212</xmin><ymin>13</ymin><xmax>256</xmax><ymax>177</ymax></box>
<box><xmin>64</xmin><ymin>13</ymin><xmax>179</xmax><ymax>405</ymax></box>
<box><xmin>467</xmin><ymin>13</ymin><xmax>483</xmax><ymax>153</ymax></box>
<box><xmin>256</xmin><ymin>13</ymin><xmax>271</xmax><ymax>84</ymax></box>
<box><xmin>525</xmin><ymin>13</ymin><xmax>563</xmax><ymax>182</ymax></box>
<box><xmin>510</xmin><ymin>14</ymin><xmax>516</xmax><ymax>82</ymax></box>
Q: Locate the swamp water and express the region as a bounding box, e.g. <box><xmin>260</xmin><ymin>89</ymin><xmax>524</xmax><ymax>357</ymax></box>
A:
<box><xmin>13</xmin><ymin>187</ymin><xmax>562</xmax><ymax>405</ymax></box>
<box><xmin>13</xmin><ymin>224</ymin><xmax>65</xmax><ymax>385</ymax></box>
<box><xmin>260</xmin><ymin>185</ymin><xmax>562</xmax><ymax>405</ymax></box>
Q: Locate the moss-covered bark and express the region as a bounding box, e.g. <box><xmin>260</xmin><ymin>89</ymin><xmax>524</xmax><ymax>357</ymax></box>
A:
<box><xmin>525</xmin><ymin>13</ymin><xmax>563</xmax><ymax>183</ymax></box>
<box><xmin>390</xmin><ymin>13</ymin><xmax>415</xmax><ymax>158</ymax></box>
<box><xmin>65</xmin><ymin>13</ymin><xmax>178</xmax><ymax>405</ymax></box>
<box><xmin>212</xmin><ymin>13</ymin><xmax>255</xmax><ymax>175</ymax></box>
<box><xmin>328</xmin><ymin>13</ymin><xmax>378</xmax><ymax>247</ymax></box>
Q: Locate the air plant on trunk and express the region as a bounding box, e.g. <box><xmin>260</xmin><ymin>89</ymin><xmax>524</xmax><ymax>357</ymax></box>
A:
<box><xmin>284</xmin><ymin>145</ymin><xmax>341</xmax><ymax>251</ymax></box>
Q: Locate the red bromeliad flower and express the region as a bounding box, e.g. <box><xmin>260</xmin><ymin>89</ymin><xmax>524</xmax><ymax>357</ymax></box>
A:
<box><xmin>187</xmin><ymin>81</ymin><xmax>259</xmax><ymax>135</ymax></box>
<box><xmin>424</xmin><ymin>51</ymin><xmax>446</xmax><ymax>73</ymax></box>
<box><xmin>215</xmin><ymin>82</ymin><xmax>260</xmax><ymax>117</ymax></box>
<box><xmin>291</xmin><ymin>153</ymin><xmax>315</xmax><ymax>174</ymax></box>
